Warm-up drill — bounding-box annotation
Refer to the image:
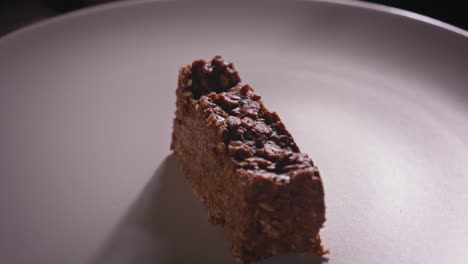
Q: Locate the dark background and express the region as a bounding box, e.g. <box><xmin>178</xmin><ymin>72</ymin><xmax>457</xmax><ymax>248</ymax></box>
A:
<box><xmin>0</xmin><ymin>0</ymin><xmax>467</xmax><ymax>37</ymax></box>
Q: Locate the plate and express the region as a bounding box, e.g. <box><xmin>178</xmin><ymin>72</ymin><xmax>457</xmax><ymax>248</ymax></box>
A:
<box><xmin>1</xmin><ymin>1</ymin><xmax>467</xmax><ymax>263</ymax></box>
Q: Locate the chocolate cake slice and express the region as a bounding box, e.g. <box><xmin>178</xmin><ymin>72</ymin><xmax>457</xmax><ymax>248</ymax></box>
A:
<box><xmin>171</xmin><ymin>56</ymin><xmax>326</xmax><ymax>263</ymax></box>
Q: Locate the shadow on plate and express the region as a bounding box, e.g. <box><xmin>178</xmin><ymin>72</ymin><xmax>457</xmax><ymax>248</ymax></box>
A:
<box><xmin>92</xmin><ymin>154</ymin><xmax>327</xmax><ymax>264</ymax></box>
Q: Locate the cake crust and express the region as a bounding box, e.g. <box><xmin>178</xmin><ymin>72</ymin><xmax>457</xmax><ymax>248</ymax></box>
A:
<box><xmin>171</xmin><ymin>56</ymin><xmax>326</xmax><ymax>263</ymax></box>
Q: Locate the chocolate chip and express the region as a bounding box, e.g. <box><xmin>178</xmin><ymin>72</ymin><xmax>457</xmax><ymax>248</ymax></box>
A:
<box><xmin>226</xmin><ymin>116</ymin><xmax>242</xmax><ymax>128</ymax></box>
<box><xmin>229</xmin><ymin>141</ymin><xmax>254</xmax><ymax>160</ymax></box>
<box><xmin>240</xmin><ymin>84</ymin><xmax>253</xmax><ymax>96</ymax></box>
<box><xmin>241</xmin><ymin>117</ymin><xmax>256</xmax><ymax>128</ymax></box>
<box><xmin>264</xmin><ymin>111</ymin><xmax>280</xmax><ymax>124</ymax></box>
<box><xmin>254</xmin><ymin>123</ymin><xmax>272</xmax><ymax>136</ymax></box>
<box><xmin>251</xmin><ymin>94</ymin><xmax>261</xmax><ymax>101</ymax></box>
<box><xmin>241</xmin><ymin>100</ymin><xmax>260</xmax><ymax>118</ymax></box>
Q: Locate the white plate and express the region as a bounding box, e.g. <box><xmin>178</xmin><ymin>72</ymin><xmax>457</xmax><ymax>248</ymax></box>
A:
<box><xmin>1</xmin><ymin>1</ymin><xmax>467</xmax><ymax>263</ymax></box>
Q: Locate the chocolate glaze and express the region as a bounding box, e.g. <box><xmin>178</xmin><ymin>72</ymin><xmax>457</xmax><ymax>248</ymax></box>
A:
<box><xmin>188</xmin><ymin>56</ymin><xmax>318</xmax><ymax>183</ymax></box>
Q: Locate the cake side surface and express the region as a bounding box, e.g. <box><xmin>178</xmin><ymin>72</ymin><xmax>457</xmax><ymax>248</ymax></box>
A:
<box><xmin>171</xmin><ymin>56</ymin><xmax>326</xmax><ymax>263</ymax></box>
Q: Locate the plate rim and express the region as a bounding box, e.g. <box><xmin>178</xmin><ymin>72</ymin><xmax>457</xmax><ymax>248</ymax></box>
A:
<box><xmin>0</xmin><ymin>0</ymin><xmax>467</xmax><ymax>45</ymax></box>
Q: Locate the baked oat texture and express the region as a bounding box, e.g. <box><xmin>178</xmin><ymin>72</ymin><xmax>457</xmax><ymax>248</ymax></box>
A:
<box><xmin>171</xmin><ymin>56</ymin><xmax>326</xmax><ymax>263</ymax></box>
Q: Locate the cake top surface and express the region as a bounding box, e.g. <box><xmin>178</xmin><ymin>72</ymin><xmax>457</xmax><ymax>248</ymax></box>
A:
<box><xmin>180</xmin><ymin>56</ymin><xmax>319</xmax><ymax>184</ymax></box>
